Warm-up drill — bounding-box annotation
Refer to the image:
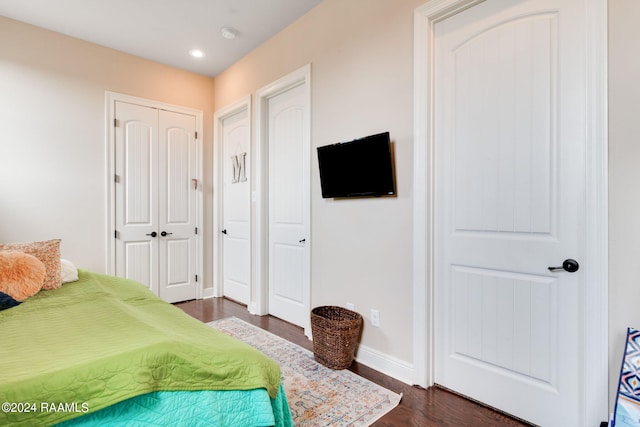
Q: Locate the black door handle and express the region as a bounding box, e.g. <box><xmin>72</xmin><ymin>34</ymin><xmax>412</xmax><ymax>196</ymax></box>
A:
<box><xmin>160</xmin><ymin>231</ymin><xmax>172</xmax><ymax>237</ymax></box>
<box><xmin>221</xmin><ymin>229</ymin><xmax>227</xmax><ymax>235</ymax></box>
<box><xmin>146</xmin><ymin>231</ymin><xmax>157</xmax><ymax>237</ymax></box>
<box><xmin>548</xmin><ymin>259</ymin><xmax>579</xmax><ymax>273</ymax></box>
<box><xmin>299</xmin><ymin>238</ymin><xmax>306</xmax><ymax>243</ymax></box>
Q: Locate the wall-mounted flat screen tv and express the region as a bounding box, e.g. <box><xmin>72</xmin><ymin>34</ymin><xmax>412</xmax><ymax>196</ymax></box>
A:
<box><xmin>317</xmin><ymin>132</ymin><xmax>395</xmax><ymax>198</ymax></box>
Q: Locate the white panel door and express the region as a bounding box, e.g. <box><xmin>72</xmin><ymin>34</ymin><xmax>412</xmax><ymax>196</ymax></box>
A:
<box><xmin>434</xmin><ymin>1</ymin><xmax>586</xmax><ymax>425</ymax></box>
<box><xmin>115</xmin><ymin>102</ymin><xmax>197</xmax><ymax>303</ymax></box>
<box><xmin>114</xmin><ymin>102</ymin><xmax>159</xmax><ymax>294</ymax></box>
<box><xmin>221</xmin><ymin>108</ymin><xmax>251</xmax><ymax>304</ymax></box>
<box><xmin>158</xmin><ymin>110</ymin><xmax>197</xmax><ymax>303</ymax></box>
<box><xmin>267</xmin><ymin>83</ymin><xmax>310</xmax><ymax>327</ymax></box>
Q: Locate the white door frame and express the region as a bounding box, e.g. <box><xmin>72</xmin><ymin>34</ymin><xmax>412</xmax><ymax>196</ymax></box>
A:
<box><xmin>105</xmin><ymin>91</ymin><xmax>204</xmax><ymax>298</ymax></box>
<box><xmin>213</xmin><ymin>95</ymin><xmax>252</xmax><ymax>299</ymax></box>
<box><xmin>254</xmin><ymin>64</ymin><xmax>312</xmax><ymax>335</ymax></box>
<box><xmin>412</xmin><ymin>0</ymin><xmax>609</xmax><ymax>423</ymax></box>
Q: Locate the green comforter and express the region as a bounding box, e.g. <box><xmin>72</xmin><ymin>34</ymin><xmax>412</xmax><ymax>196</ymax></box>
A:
<box><xmin>0</xmin><ymin>270</ymin><xmax>282</xmax><ymax>426</ymax></box>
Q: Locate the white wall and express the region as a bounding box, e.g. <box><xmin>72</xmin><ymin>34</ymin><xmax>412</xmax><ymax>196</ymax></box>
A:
<box><xmin>0</xmin><ymin>17</ymin><xmax>216</xmax><ymax>284</ymax></box>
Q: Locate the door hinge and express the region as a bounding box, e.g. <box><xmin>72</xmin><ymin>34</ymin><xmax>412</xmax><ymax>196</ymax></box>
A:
<box><xmin>195</xmin><ymin>131</ymin><xmax>198</xmax><ymax>139</ymax></box>
<box><xmin>114</xmin><ymin>118</ymin><xmax>119</xmax><ymax>127</ymax></box>
<box><xmin>195</xmin><ymin>275</ymin><xmax>198</xmax><ymax>282</ymax></box>
<box><xmin>195</xmin><ymin>227</ymin><xmax>198</xmax><ymax>235</ymax></box>
<box><xmin>114</xmin><ymin>230</ymin><xmax>119</xmax><ymax>239</ymax></box>
<box><xmin>114</xmin><ymin>174</ymin><xmax>120</xmax><ymax>183</ymax></box>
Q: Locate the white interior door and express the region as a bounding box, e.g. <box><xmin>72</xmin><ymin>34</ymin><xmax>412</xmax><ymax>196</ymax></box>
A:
<box><xmin>114</xmin><ymin>102</ymin><xmax>159</xmax><ymax>294</ymax></box>
<box><xmin>434</xmin><ymin>1</ymin><xmax>586</xmax><ymax>425</ymax></box>
<box><xmin>221</xmin><ymin>108</ymin><xmax>251</xmax><ymax>305</ymax></box>
<box><xmin>115</xmin><ymin>101</ymin><xmax>198</xmax><ymax>303</ymax></box>
<box><xmin>158</xmin><ymin>110</ymin><xmax>197</xmax><ymax>303</ymax></box>
<box><xmin>267</xmin><ymin>82</ymin><xmax>310</xmax><ymax>328</ymax></box>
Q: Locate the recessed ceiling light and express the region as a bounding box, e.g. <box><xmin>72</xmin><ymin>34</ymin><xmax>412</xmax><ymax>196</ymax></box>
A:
<box><xmin>189</xmin><ymin>49</ymin><xmax>205</xmax><ymax>58</ymax></box>
<box><xmin>221</xmin><ymin>27</ymin><xmax>237</xmax><ymax>40</ymax></box>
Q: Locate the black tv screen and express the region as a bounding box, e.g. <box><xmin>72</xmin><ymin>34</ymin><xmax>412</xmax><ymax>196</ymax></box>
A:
<box><xmin>317</xmin><ymin>132</ymin><xmax>395</xmax><ymax>198</ymax></box>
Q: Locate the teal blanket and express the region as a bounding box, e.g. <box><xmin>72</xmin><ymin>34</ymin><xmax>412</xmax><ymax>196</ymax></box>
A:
<box><xmin>0</xmin><ymin>270</ymin><xmax>292</xmax><ymax>426</ymax></box>
<box><xmin>58</xmin><ymin>386</ymin><xmax>292</xmax><ymax>427</ymax></box>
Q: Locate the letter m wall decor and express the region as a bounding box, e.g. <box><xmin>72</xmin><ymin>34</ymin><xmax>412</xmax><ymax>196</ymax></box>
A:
<box><xmin>231</xmin><ymin>152</ymin><xmax>247</xmax><ymax>184</ymax></box>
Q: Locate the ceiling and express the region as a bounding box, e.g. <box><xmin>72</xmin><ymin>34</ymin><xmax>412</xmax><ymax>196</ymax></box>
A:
<box><xmin>0</xmin><ymin>0</ymin><xmax>322</xmax><ymax>77</ymax></box>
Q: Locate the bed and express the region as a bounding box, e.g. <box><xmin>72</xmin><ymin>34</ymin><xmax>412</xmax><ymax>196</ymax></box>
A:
<box><xmin>0</xmin><ymin>269</ymin><xmax>293</xmax><ymax>427</ymax></box>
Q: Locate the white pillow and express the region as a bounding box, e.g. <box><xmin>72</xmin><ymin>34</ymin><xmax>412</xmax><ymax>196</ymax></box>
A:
<box><xmin>60</xmin><ymin>259</ymin><xmax>79</xmax><ymax>283</ymax></box>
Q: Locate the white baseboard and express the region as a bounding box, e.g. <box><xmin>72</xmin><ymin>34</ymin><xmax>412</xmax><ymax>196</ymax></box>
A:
<box><xmin>248</xmin><ymin>302</ymin><xmax>258</xmax><ymax>315</ymax></box>
<box><xmin>201</xmin><ymin>287</ymin><xmax>215</xmax><ymax>299</ymax></box>
<box><xmin>354</xmin><ymin>343</ymin><xmax>414</xmax><ymax>385</ymax></box>
<box><xmin>197</xmin><ymin>292</ymin><xmax>414</xmax><ymax>384</ymax></box>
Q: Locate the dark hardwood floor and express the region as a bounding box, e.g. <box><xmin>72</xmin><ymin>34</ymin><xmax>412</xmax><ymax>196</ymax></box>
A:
<box><xmin>175</xmin><ymin>297</ymin><xmax>531</xmax><ymax>427</ymax></box>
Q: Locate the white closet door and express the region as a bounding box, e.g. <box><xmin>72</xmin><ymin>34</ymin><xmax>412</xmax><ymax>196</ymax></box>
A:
<box><xmin>267</xmin><ymin>83</ymin><xmax>310</xmax><ymax>328</ymax></box>
<box><xmin>115</xmin><ymin>102</ymin><xmax>197</xmax><ymax>303</ymax></box>
<box><xmin>221</xmin><ymin>108</ymin><xmax>251</xmax><ymax>305</ymax></box>
<box><xmin>158</xmin><ymin>109</ymin><xmax>197</xmax><ymax>303</ymax></box>
<box><xmin>114</xmin><ymin>101</ymin><xmax>159</xmax><ymax>293</ymax></box>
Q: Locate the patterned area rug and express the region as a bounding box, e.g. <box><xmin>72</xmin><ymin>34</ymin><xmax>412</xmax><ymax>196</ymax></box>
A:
<box><xmin>208</xmin><ymin>317</ymin><xmax>402</xmax><ymax>426</ymax></box>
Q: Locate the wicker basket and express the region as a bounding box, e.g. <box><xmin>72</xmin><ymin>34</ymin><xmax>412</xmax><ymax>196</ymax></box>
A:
<box><xmin>310</xmin><ymin>306</ymin><xmax>363</xmax><ymax>370</ymax></box>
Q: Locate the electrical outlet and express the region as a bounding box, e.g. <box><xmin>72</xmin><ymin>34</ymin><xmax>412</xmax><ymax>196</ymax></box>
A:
<box><xmin>345</xmin><ymin>302</ymin><xmax>355</xmax><ymax>310</ymax></box>
<box><xmin>370</xmin><ymin>309</ymin><xmax>380</xmax><ymax>327</ymax></box>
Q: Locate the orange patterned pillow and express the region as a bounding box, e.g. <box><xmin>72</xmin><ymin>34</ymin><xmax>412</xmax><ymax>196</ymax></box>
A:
<box><xmin>0</xmin><ymin>251</ymin><xmax>46</xmax><ymax>301</ymax></box>
<box><xmin>0</xmin><ymin>239</ymin><xmax>62</xmax><ymax>290</ymax></box>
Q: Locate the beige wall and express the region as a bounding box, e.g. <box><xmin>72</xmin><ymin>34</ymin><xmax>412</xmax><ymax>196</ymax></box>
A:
<box><xmin>0</xmin><ymin>16</ymin><xmax>216</xmax><ymax>286</ymax></box>
<box><xmin>215</xmin><ymin>0</ymin><xmax>424</xmax><ymax>363</ymax></box>
<box><xmin>608</xmin><ymin>0</ymin><xmax>640</xmax><ymax>407</ymax></box>
<box><xmin>2</xmin><ymin>0</ymin><xmax>636</xmax><ymax>409</ymax></box>
<box><xmin>216</xmin><ymin>0</ymin><xmax>640</xmax><ymax>407</ymax></box>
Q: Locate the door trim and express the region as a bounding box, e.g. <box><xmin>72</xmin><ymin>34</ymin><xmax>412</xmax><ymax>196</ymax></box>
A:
<box><xmin>105</xmin><ymin>91</ymin><xmax>204</xmax><ymax>298</ymax></box>
<box><xmin>254</xmin><ymin>64</ymin><xmax>311</xmax><ymax>335</ymax></box>
<box><xmin>213</xmin><ymin>95</ymin><xmax>252</xmax><ymax>299</ymax></box>
<box><xmin>412</xmin><ymin>0</ymin><xmax>608</xmax><ymax>423</ymax></box>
